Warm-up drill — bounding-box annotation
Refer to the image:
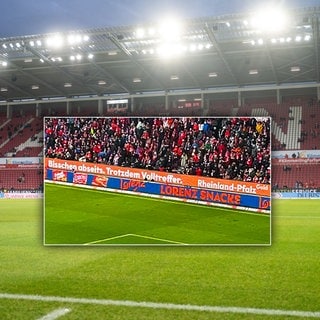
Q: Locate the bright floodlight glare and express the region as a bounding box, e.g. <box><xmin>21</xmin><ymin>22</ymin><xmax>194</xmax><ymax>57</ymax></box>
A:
<box><xmin>156</xmin><ymin>43</ymin><xmax>185</xmax><ymax>59</ymax></box>
<box><xmin>46</xmin><ymin>35</ymin><xmax>63</xmax><ymax>48</ymax></box>
<box><xmin>158</xmin><ymin>16</ymin><xmax>183</xmax><ymax>40</ymax></box>
<box><xmin>135</xmin><ymin>28</ymin><xmax>145</xmax><ymax>38</ymax></box>
<box><xmin>250</xmin><ymin>6</ymin><xmax>289</xmax><ymax>33</ymax></box>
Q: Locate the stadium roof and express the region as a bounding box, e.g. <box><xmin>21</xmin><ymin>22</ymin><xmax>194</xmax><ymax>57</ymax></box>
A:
<box><xmin>0</xmin><ymin>6</ymin><xmax>319</xmax><ymax>103</ymax></box>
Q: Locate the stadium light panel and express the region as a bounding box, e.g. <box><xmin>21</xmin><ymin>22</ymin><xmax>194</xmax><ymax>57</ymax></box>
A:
<box><xmin>250</xmin><ymin>5</ymin><xmax>289</xmax><ymax>33</ymax></box>
<box><xmin>249</xmin><ymin>69</ymin><xmax>258</xmax><ymax>75</ymax></box>
<box><xmin>158</xmin><ymin>17</ymin><xmax>183</xmax><ymax>41</ymax></box>
<box><xmin>156</xmin><ymin>43</ymin><xmax>185</xmax><ymax>59</ymax></box>
<box><xmin>208</xmin><ymin>72</ymin><xmax>217</xmax><ymax>77</ymax></box>
<box><xmin>291</xmin><ymin>66</ymin><xmax>300</xmax><ymax>72</ymax></box>
<box><xmin>46</xmin><ymin>35</ymin><xmax>63</xmax><ymax>48</ymax></box>
<box><xmin>31</xmin><ymin>85</ymin><xmax>39</xmax><ymax>90</ymax></box>
<box><xmin>135</xmin><ymin>28</ymin><xmax>145</xmax><ymax>38</ymax></box>
<box><xmin>148</xmin><ymin>28</ymin><xmax>156</xmax><ymax>36</ymax></box>
<box><xmin>0</xmin><ymin>87</ymin><xmax>8</xmax><ymax>92</ymax></box>
<box><xmin>1</xmin><ymin>61</ymin><xmax>8</xmax><ymax>67</ymax></box>
<box><xmin>304</xmin><ymin>34</ymin><xmax>311</xmax><ymax>41</ymax></box>
<box><xmin>64</xmin><ymin>83</ymin><xmax>72</xmax><ymax>88</ymax></box>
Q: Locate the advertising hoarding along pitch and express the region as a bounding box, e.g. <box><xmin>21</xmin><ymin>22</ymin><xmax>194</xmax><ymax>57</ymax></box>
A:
<box><xmin>45</xmin><ymin>158</ymin><xmax>270</xmax><ymax>197</ymax></box>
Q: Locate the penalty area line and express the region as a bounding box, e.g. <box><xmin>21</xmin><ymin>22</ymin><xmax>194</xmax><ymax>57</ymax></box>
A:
<box><xmin>1</xmin><ymin>293</ymin><xmax>320</xmax><ymax>318</ymax></box>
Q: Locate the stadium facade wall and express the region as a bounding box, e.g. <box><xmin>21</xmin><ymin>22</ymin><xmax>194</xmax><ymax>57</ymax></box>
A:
<box><xmin>45</xmin><ymin>158</ymin><xmax>271</xmax><ymax>213</ymax></box>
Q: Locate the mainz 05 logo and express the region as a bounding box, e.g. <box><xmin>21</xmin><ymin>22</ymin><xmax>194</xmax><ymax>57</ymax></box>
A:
<box><xmin>259</xmin><ymin>198</ymin><xmax>271</xmax><ymax>209</ymax></box>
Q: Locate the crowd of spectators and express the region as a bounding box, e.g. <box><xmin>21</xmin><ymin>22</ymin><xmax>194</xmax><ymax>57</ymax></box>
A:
<box><xmin>45</xmin><ymin>117</ymin><xmax>271</xmax><ymax>184</ymax></box>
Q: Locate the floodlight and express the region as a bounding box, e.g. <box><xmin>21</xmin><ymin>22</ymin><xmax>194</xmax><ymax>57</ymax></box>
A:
<box><xmin>291</xmin><ymin>66</ymin><xmax>300</xmax><ymax>72</ymax></box>
<box><xmin>189</xmin><ymin>44</ymin><xmax>197</xmax><ymax>52</ymax></box>
<box><xmin>156</xmin><ymin>43</ymin><xmax>184</xmax><ymax>59</ymax></box>
<box><xmin>46</xmin><ymin>35</ymin><xmax>63</xmax><ymax>48</ymax></box>
<box><xmin>158</xmin><ymin>17</ymin><xmax>183</xmax><ymax>41</ymax></box>
<box><xmin>1</xmin><ymin>61</ymin><xmax>8</xmax><ymax>67</ymax></box>
<box><xmin>135</xmin><ymin>28</ymin><xmax>145</xmax><ymax>39</ymax></box>
<box><xmin>88</xmin><ymin>53</ymin><xmax>94</xmax><ymax>59</ymax></box>
<box><xmin>250</xmin><ymin>6</ymin><xmax>289</xmax><ymax>33</ymax></box>
<box><xmin>0</xmin><ymin>87</ymin><xmax>8</xmax><ymax>92</ymax></box>
<box><xmin>148</xmin><ymin>28</ymin><xmax>156</xmax><ymax>36</ymax></box>
<box><xmin>304</xmin><ymin>34</ymin><xmax>311</xmax><ymax>41</ymax></box>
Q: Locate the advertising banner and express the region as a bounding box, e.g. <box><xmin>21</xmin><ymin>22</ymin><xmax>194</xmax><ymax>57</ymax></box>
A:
<box><xmin>45</xmin><ymin>168</ymin><xmax>270</xmax><ymax>211</ymax></box>
<box><xmin>44</xmin><ymin>158</ymin><xmax>270</xmax><ymax>197</ymax></box>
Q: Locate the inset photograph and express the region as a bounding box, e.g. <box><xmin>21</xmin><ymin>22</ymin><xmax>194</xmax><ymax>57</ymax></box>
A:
<box><xmin>44</xmin><ymin>117</ymin><xmax>271</xmax><ymax>245</ymax></box>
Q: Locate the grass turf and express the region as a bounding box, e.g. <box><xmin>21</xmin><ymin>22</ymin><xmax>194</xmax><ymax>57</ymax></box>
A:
<box><xmin>44</xmin><ymin>183</ymin><xmax>270</xmax><ymax>245</ymax></box>
<box><xmin>1</xmin><ymin>198</ymin><xmax>319</xmax><ymax>319</ymax></box>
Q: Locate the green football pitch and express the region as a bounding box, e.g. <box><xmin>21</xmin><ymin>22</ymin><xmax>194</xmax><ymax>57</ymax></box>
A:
<box><xmin>44</xmin><ymin>183</ymin><xmax>270</xmax><ymax>245</ymax></box>
<box><xmin>1</xmin><ymin>197</ymin><xmax>320</xmax><ymax>319</ymax></box>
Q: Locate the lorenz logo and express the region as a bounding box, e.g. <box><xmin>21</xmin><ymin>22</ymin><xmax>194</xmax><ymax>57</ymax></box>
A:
<box><xmin>120</xmin><ymin>179</ymin><xmax>146</xmax><ymax>191</ymax></box>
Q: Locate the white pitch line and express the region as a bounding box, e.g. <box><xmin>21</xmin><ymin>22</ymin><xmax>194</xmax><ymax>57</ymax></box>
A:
<box><xmin>84</xmin><ymin>233</ymin><xmax>188</xmax><ymax>245</ymax></box>
<box><xmin>37</xmin><ymin>308</ymin><xmax>71</xmax><ymax>320</ymax></box>
<box><xmin>130</xmin><ymin>233</ymin><xmax>188</xmax><ymax>245</ymax></box>
<box><xmin>1</xmin><ymin>293</ymin><xmax>320</xmax><ymax>318</ymax></box>
<box><xmin>84</xmin><ymin>234</ymin><xmax>131</xmax><ymax>245</ymax></box>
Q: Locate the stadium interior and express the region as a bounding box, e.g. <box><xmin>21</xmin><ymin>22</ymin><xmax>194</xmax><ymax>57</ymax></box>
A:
<box><xmin>0</xmin><ymin>6</ymin><xmax>320</xmax><ymax>192</ymax></box>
